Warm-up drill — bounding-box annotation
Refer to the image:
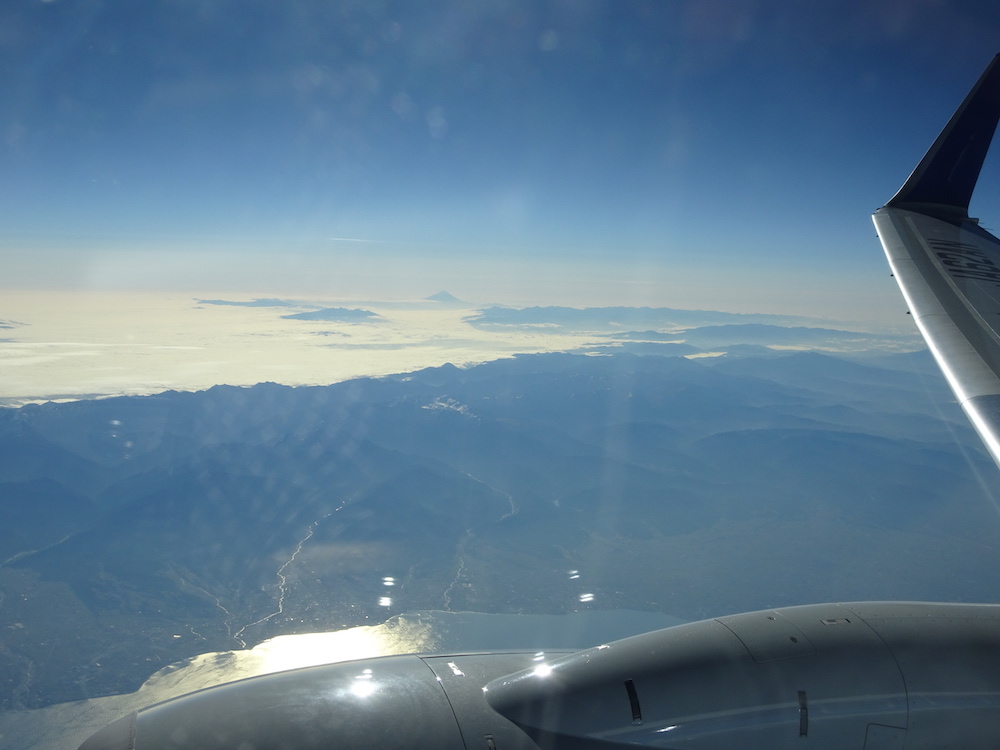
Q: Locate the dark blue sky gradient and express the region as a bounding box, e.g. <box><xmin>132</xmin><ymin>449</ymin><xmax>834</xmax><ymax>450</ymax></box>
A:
<box><xmin>4</xmin><ymin>1</ymin><xmax>1000</xmax><ymax>305</ymax></box>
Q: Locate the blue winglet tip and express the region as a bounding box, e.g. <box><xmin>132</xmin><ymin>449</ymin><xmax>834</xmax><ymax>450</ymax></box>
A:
<box><xmin>887</xmin><ymin>54</ymin><xmax>1000</xmax><ymax>218</ymax></box>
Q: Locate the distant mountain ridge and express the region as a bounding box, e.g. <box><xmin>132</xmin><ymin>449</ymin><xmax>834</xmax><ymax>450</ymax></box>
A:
<box><xmin>197</xmin><ymin>298</ymin><xmax>297</xmax><ymax>308</ymax></box>
<box><xmin>280</xmin><ymin>307</ymin><xmax>379</xmax><ymax>321</ymax></box>
<box><xmin>679</xmin><ymin>323</ymin><xmax>878</xmax><ymax>347</ymax></box>
<box><xmin>464</xmin><ymin>305</ymin><xmax>817</xmax><ymax>331</ymax></box>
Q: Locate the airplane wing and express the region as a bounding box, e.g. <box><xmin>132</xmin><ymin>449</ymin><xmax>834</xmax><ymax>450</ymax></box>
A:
<box><xmin>873</xmin><ymin>54</ymin><xmax>1000</xmax><ymax>467</ymax></box>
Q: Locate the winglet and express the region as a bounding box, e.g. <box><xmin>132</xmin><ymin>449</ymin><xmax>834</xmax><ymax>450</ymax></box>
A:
<box><xmin>886</xmin><ymin>54</ymin><xmax>1000</xmax><ymax>218</ymax></box>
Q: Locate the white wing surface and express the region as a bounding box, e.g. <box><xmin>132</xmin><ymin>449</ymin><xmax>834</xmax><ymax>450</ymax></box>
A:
<box><xmin>873</xmin><ymin>54</ymin><xmax>1000</xmax><ymax>467</ymax></box>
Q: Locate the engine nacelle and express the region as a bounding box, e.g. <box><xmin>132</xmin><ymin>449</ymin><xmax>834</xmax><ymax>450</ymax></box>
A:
<box><xmin>80</xmin><ymin>602</ymin><xmax>1000</xmax><ymax>750</ymax></box>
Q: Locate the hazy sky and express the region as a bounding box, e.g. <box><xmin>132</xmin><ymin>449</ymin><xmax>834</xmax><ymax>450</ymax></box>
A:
<box><xmin>4</xmin><ymin>1</ymin><xmax>1000</xmax><ymax>312</ymax></box>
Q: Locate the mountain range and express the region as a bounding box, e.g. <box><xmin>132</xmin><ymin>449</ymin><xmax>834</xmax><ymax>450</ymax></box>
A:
<box><xmin>1</xmin><ymin>346</ymin><xmax>999</xmax><ymax>711</ymax></box>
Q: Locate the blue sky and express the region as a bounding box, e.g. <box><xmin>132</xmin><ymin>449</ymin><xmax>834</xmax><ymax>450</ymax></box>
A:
<box><xmin>4</xmin><ymin>1</ymin><xmax>1000</xmax><ymax>315</ymax></box>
